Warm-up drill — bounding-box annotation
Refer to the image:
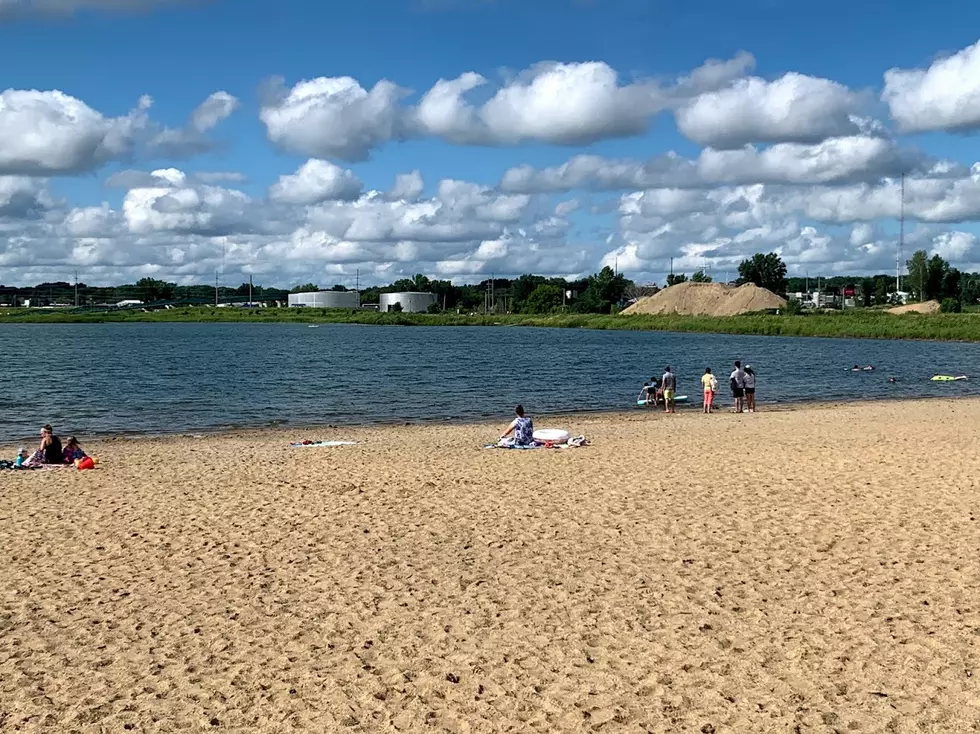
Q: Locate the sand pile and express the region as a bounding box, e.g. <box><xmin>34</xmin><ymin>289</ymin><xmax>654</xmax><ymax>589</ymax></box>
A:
<box><xmin>622</xmin><ymin>281</ymin><xmax>786</xmax><ymax>316</ymax></box>
<box><xmin>888</xmin><ymin>300</ymin><xmax>940</xmax><ymax>314</ymax></box>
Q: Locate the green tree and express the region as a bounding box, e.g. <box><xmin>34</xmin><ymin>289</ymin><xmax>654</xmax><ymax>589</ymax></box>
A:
<box><xmin>135</xmin><ymin>277</ymin><xmax>176</xmax><ymax>303</ymax></box>
<box><xmin>861</xmin><ymin>278</ymin><xmax>875</xmax><ymax>308</ymax></box>
<box><xmin>522</xmin><ymin>284</ymin><xmax>563</xmax><ymax>313</ymax></box>
<box><xmin>941</xmin><ymin>266</ymin><xmax>961</xmax><ymax>301</ymax></box>
<box><xmin>961</xmin><ymin>278</ymin><xmax>980</xmax><ymax>306</ymax></box>
<box><xmin>509</xmin><ymin>274</ymin><xmax>546</xmax><ymax>311</ymax></box>
<box><xmin>925</xmin><ymin>255</ymin><xmax>948</xmax><ymax>301</ymax></box>
<box><xmin>290</xmin><ymin>283</ymin><xmax>319</xmax><ymax>293</ymax></box>
<box><xmin>330</xmin><ymin>284</ymin><xmax>347</xmax><ymax>291</ymax></box>
<box><xmin>941</xmin><ymin>297</ymin><xmax>962</xmax><ymax>313</ymax></box>
<box><xmin>737</xmin><ymin>252</ymin><xmax>788</xmax><ymax>295</ymax></box>
<box><xmin>666</xmin><ymin>273</ymin><xmax>688</xmax><ymax>286</ymax></box>
<box><xmin>905</xmin><ymin>250</ymin><xmax>928</xmax><ymax>301</ymax></box>
<box><xmin>572</xmin><ymin>266</ymin><xmax>632</xmax><ymax>314</ymax></box>
<box><xmin>691</xmin><ymin>269</ymin><xmax>712</xmax><ymax>283</ymax></box>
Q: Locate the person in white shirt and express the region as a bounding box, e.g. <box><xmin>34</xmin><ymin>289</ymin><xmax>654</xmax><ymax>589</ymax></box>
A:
<box><xmin>730</xmin><ymin>360</ymin><xmax>746</xmax><ymax>413</ymax></box>
<box><xmin>743</xmin><ymin>365</ymin><xmax>757</xmax><ymax>412</ymax></box>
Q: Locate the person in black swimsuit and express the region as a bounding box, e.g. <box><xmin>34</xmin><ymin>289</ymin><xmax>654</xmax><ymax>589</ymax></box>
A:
<box><xmin>28</xmin><ymin>424</ymin><xmax>65</xmax><ymax>465</ymax></box>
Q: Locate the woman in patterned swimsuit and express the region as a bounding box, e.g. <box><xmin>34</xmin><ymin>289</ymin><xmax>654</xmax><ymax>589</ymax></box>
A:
<box><xmin>500</xmin><ymin>404</ymin><xmax>534</xmax><ymax>446</ymax></box>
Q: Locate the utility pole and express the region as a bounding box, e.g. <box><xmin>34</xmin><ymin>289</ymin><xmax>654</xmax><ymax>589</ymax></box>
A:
<box><xmin>214</xmin><ymin>270</ymin><xmax>219</xmax><ymax>307</ymax></box>
<box><xmin>897</xmin><ymin>172</ymin><xmax>905</xmax><ymax>293</ymax></box>
<box><xmin>490</xmin><ymin>272</ymin><xmax>495</xmax><ymax>314</ymax></box>
<box><xmin>248</xmin><ymin>274</ymin><xmax>253</xmax><ymax>305</ymax></box>
<box><xmin>74</xmin><ymin>270</ymin><xmax>79</xmax><ymax>308</ymax></box>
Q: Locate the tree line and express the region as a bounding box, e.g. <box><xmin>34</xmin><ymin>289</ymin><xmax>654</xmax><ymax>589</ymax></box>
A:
<box><xmin>4</xmin><ymin>249</ymin><xmax>977</xmax><ymax>313</ymax></box>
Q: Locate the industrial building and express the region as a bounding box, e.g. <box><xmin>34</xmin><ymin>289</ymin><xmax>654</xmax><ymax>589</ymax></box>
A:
<box><xmin>287</xmin><ymin>291</ymin><xmax>360</xmax><ymax>308</ymax></box>
<box><xmin>379</xmin><ymin>292</ymin><xmax>437</xmax><ymax>313</ymax></box>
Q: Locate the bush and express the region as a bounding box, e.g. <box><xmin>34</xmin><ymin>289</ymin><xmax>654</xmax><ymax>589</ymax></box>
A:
<box><xmin>783</xmin><ymin>299</ymin><xmax>803</xmax><ymax>316</ymax></box>
<box><xmin>941</xmin><ymin>297</ymin><xmax>962</xmax><ymax>313</ymax></box>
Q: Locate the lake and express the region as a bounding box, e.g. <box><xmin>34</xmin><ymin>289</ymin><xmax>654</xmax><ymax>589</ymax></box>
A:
<box><xmin>1</xmin><ymin>323</ymin><xmax>978</xmax><ymax>442</ymax></box>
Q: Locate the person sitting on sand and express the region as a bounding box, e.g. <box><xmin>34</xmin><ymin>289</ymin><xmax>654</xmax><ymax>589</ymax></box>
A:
<box><xmin>14</xmin><ymin>447</ymin><xmax>29</xmax><ymax>468</ymax></box>
<box><xmin>62</xmin><ymin>437</ymin><xmax>86</xmax><ymax>464</ymax></box>
<box><xmin>500</xmin><ymin>405</ymin><xmax>534</xmax><ymax>446</ymax></box>
<box><xmin>25</xmin><ymin>424</ymin><xmax>65</xmax><ymax>467</ymax></box>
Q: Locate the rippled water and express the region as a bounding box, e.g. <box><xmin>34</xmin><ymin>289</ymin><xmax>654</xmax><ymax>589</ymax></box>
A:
<box><xmin>2</xmin><ymin>323</ymin><xmax>978</xmax><ymax>442</ymax></box>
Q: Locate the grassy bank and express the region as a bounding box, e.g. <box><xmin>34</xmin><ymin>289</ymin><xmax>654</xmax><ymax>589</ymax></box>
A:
<box><xmin>2</xmin><ymin>306</ymin><xmax>980</xmax><ymax>341</ymax></box>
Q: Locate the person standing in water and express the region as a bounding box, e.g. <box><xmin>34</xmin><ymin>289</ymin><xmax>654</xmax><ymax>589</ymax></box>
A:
<box><xmin>730</xmin><ymin>361</ymin><xmax>746</xmax><ymax>413</ymax></box>
<box><xmin>743</xmin><ymin>365</ymin><xmax>757</xmax><ymax>413</ymax></box>
<box><xmin>661</xmin><ymin>366</ymin><xmax>677</xmax><ymax>414</ymax></box>
<box><xmin>701</xmin><ymin>367</ymin><xmax>717</xmax><ymax>413</ymax></box>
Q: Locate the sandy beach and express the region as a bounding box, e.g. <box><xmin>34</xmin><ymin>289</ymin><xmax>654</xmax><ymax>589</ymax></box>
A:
<box><xmin>2</xmin><ymin>399</ymin><xmax>979</xmax><ymax>732</ymax></box>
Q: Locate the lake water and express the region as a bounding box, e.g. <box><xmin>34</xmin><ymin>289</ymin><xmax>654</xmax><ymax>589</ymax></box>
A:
<box><xmin>2</xmin><ymin>323</ymin><xmax>979</xmax><ymax>442</ymax></box>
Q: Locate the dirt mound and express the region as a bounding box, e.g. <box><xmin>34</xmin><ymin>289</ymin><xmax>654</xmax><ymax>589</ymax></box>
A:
<box><xmin>888</xmin><ymin>300</ymin><xmax>940</xmax><ymax>314</ymax></box>
<box><xmin>622</xmin><ymin>281</ymin><xmax>787</xmax><ymax>316</ymax></box>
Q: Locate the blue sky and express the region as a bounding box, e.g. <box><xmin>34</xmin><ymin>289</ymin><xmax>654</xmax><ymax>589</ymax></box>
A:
<box><xmin>1</xmin><ymin>0</ymin><xmax>980</xmax><ymax>286</ymax></box>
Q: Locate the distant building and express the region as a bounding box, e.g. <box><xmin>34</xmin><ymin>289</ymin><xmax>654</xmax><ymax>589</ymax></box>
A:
<box><xmin>287</xmin><ymin>291</ymin><xmax>360</xmax><ymax>308</ymax></box>
<box><xmin>116</xmin><ymin>299</ymin><xmax>144</xmax><ymax>307</ymax></box>
<box><xmin>380</xmin><ymin>292</ymin><xmax>437</xmax><ymax>313</ymax></box>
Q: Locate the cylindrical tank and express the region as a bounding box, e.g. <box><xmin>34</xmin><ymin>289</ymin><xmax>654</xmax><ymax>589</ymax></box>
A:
<box><xmin>287</xmin><ymin>291</ymin><xmax>360</xmax><ymax>308</ymax></box>
<box><xmin>380</xmin><ymin>292</ymin><xmax>437</xmax><ymax>313</ymax></box>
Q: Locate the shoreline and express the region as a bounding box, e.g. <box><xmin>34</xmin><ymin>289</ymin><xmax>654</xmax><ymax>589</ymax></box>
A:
<box><xmin>2</xmin><ymin>393</ymin><xmax>971</xmax><ymax>451</ymax></box>
<box><xmin>3</xmin><ymin>307</ymin><xmax>980</xmax><ymax>342</ymax></box>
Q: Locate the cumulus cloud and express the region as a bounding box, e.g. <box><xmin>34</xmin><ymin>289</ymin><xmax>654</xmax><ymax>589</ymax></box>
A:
<box><xmin>268</xmin><ymin>159</ymin><xmax>362</xmax><ymax>205</ymax></box>
<box><xmin>883</xmin><ymin>39</ymin><xmax>980</xmax><ymax>133</ymax></box>
<box><xmin>1</xmin><ymin>164</ymin><xmax>583</xmax><ymax>286</ymax></box>
<box><xmin>259</xmin><ymin>54</ymin><xmax>753</xmax><ymax>160</ymax></box>
<box><xmin>501</xmin><ymin>136</ymin><xmax>930</xmax><ymax>193</ymax></box>
<box><xmin>0</xmin><ymin>87</ymin><xmax>235</xmax><ymax>175</ymax></box>
<box><xmin>0</xmin><ymin>90</ymin><xmax>152</xmax><ymax>175</ymax></box>
<box><xmin>675</xmin><ymin>72</ymin><xmax>866</xmax><ymax>148</ymax></box>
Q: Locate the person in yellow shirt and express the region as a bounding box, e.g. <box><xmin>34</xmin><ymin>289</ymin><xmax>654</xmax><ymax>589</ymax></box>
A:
<box><xmin>701</xmin><ymin>367</ymin><xmax>718</xmax><ymax>413</ymax></box>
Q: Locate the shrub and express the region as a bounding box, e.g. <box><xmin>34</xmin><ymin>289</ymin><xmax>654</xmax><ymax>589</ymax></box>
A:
<box><xmin>940</xmin><ymin>297</ymin><xmax>962</xmax><ymax>313</ymax></box>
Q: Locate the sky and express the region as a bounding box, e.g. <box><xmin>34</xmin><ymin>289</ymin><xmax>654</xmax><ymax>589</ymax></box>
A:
<box><xmin>2</xmin><ymin>0</ymin><xmax>980</xmax><ymax>289</ymax></box>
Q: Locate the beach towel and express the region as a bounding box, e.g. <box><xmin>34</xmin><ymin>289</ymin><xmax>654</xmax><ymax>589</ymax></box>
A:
<box><xmin>484</xmin><ymin>436</ymin><xmax>589</xmax><ymax>450</ymax></box>
<box><xmin>289</xmin><ymin>440</ymin><xmax>357</xmax><ymax>448</ymax></box>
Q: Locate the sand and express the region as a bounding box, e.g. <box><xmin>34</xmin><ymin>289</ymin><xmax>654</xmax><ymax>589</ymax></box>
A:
<box><xmin>622</xmin><ymin>281</ymin><xmax>787</xmax><ymax>317</ymax></box>
<box><xmin>2</xmin><ymin>400</ymin><xmax>980</xmax><ymax>732</ymax></box>
<box><xmin>888</xmin><ymin>300</ymin><xmax>940</xmax><ymax>315</ymax></box>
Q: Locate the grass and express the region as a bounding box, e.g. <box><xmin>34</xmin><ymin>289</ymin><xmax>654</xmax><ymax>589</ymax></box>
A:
<box><xmin>1</xmin><ymin>306</ymin><xmax>979</xmax><ymax>341</ymax></box>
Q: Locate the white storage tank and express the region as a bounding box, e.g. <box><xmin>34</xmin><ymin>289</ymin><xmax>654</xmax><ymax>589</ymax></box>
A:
<box><xmin>380</xmin><ymin>292</ymin><xmax>437</xmax><ymax>313</ymax></box>
<box><xmin>287</xmin><ymin>291</ymin><xmax>360</xmax><ymax>308</ymax></box>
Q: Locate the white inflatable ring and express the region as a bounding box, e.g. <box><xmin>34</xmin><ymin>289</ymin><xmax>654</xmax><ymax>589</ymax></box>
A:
<box><xmin>533</xmin><ymin>429</ymin><xmax>569</xmax><ymax>444</ymax></box>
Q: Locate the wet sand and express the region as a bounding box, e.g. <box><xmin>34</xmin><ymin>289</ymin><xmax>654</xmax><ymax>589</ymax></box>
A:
<box><xmin>2</xmin><ymin>399</ymin><xmax>979</xmax><ymax>732</ymax></box>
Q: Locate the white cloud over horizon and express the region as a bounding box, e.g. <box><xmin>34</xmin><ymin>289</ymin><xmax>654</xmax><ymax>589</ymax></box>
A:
<box><xmin>3</xmin><ymin>37</ymin><xmax>980</xmax><ymax>288</ymax></box>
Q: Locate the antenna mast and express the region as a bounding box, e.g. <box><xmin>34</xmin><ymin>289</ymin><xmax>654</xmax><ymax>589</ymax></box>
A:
<box><xmin>897</xmin><ymin>173</ymin><xmax>905</xmax><ymax>293</ymax></box>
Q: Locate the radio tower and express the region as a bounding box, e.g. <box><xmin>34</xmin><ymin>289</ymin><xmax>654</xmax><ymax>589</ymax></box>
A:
<box><xmin>896</xmin><ymin>173</ymin><xmax>905</xmax><ymax>293</ymax></box>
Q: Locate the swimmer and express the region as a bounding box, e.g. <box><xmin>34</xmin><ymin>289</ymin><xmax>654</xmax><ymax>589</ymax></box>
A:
<box><xmin>888</xmin><ymin>377</ymin><xmax>897</xmax><ymax>383</ymax></box>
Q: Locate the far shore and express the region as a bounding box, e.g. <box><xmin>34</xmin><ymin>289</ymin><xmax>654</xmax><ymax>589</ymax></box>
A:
<box><xmin>2</xmin><ymin>305</ymin><xmax>979</xmax><ymax>341</ymax></box>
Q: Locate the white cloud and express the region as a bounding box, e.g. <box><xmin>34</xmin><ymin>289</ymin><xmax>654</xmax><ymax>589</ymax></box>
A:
<box><xmin>268</xmin><ymin>159</ymin><xmax>362</xmax><ymax>205</ymax></box>
<box><xmin>259</xmin><ymin>54</ymin><xmax>753</xmax><ymax>160</ymax></box>
<box><xmin>500</xmin><ymin>136</ymin><xmax>928</xmax><ymax>193</ymax></box>
<box><xmin>0</xmin><ymin>87</ymin><xmax>235</xmax><ymax>175</ymax></box>
<box><xmin>883</xmin><ymin>39</ymin><xmax>980</xmax><ymax>133</ymax></box>
<box><xmin>675</xmin><ymin>72</ymin><xmax>865</xmax><ymax>148</ymax></box>
<box><xmin>259</xmin><ymin>76</ymin><xmax>408</xmax><ymax>162</ymax></box>
<box><xmin>0</xmin><ymin>89</ymin><xmax>151</xmax><ymax>175</ymax></box>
